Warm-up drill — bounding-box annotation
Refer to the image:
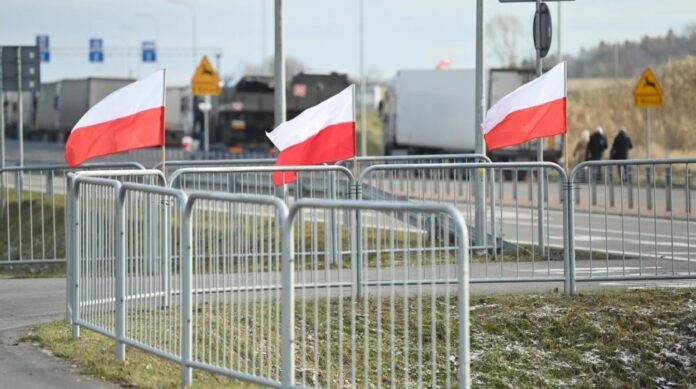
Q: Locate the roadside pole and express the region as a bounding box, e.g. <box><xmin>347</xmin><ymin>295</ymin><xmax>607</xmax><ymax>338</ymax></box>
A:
<box><xmin>535</xmin><ymin>0</ymin><xmax>545</xmax><ymax>256</ymax></box>
<box><xmin>646</xmin><ymin>108</ymin><xmax>651</xmax><ymax>158</ymax></box>
<box><xmin>474</xmin><ymin>0</ymin><xmax>487</xmax><ymax>250</ymax></box>
<box><xmin>274</xmin><ymin>0</ymin><xmax>286</xmax><ymax>126</ymax></box>
<box><xmin>203</xmin><ymin>95</ymin><xmax>210</xmax><ymax>152</ymax></box>
<box><xmin>0</xmin><ymin>48</ymin><xmax>4</xmax><ymax>169</ymax></box>
<box><xmin>17</xmin><ymin>47</ymin><xmax>24</xmax><ymax>166</ymax></box>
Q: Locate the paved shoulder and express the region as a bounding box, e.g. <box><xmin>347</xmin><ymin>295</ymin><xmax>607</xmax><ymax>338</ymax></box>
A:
<box><xmin>0</xmin><ymin>278</ymin><xmax>118</xmax><ymax>388</ymax></box>
<box><xmin>0</xmin><ymin>327</ymin><xmax>119</xmax><ymax>389</ymax></box>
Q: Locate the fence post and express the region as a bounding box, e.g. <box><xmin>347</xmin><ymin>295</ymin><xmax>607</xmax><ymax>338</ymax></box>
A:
<box><xmin>627</xmin><ymin>165</ymin><xmax>634</xmax><ymax>209</ymax></box>
<box><xmin>686</xmin><ymin>167</ymin><xmax>691</xmax><ymax>213</ymax></box>
<box><xmin>609</xmin><ymin>167</ymin><xmax>615</xmax><ymax>208</ymax></box>
<box><xmin>281</xmin><ymin>212</ymin><xmax>295</xmax><ymax>389</ymax></box>
<box><xmin>352</xmin><ymin>183</ymin><xmax>363</xmax><ymax>299</ymax></box>
<box><xmin>646</xmin><ymin>166</ymin><xmax>653</xmax><ymax>211</ymax></box>
<box><xmin>665</xmin><ymin>166</ymin><xmax>672</xmax><ymax>212</ymax></box>
<box><xmin>180</xmin><ymin>199</ymin><xmax>193</xmax><ymax>387</ymax></box>
<box><xmin>326</xmin><ymin>171</ymin><xmax>338</xmax><ymax>266</ymax></box>
<box><xmin>70</xmin><ymin>177</ymin><xmax>80</xmax><ymax>340</ymax></box>
<box><xmin>564</xmin><ymin>176</ymin><xmax>576</xmax><ymax>296</ymax></box>
<box><xmin>65</xmin><ymin>175</ymin><xmax>73</xmax><ymax>323</ymax></box>
<box><xmin>591</xmin><ymin>167</ymin><xmax>598</xmax><ymax>206</ymax></box>
<box><xmin>115</xmin><ymin>183</ymin><xmax>126</xmax><ymax>361</ymax></box>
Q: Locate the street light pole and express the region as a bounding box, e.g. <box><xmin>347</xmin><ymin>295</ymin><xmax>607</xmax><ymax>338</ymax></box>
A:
<box><xmin>474</xmin><ymin>0</ymin><xmax>487</xmax><ymax>249</ymax></box>
<box><xmin>274</xmin><ymin>0</ymin><xmax>286</xmax><ymax>126</ymax></box>
<box><xmin>359</xmin><ymin>0</ymin><xmax>367</xmax><ymax>156</ymax></box>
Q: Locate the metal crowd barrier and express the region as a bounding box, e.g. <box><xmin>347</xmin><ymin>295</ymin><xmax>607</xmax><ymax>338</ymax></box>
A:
<box><xmin>168</xmin><ymin>165</ymin><xmax>354</xmax><ymax>203</ymax></box>
<box><xmin>0</xmin><ymin>162</ymin><xmax>145</xmax><ymax>265</ymax></box>
<box><xmin>67</xmin><ymin>174</ymin><xmax>471</xmax><ymax>388</ymax></box>
<box><xmin>568</xmin><ymin>158</ymin><xmax>696</xmax><ymax>287</ymax></box>
<box><xmin>357</xmin><ymin>162</ymin><xmax>571</xmax><ymax>290</ymax></box>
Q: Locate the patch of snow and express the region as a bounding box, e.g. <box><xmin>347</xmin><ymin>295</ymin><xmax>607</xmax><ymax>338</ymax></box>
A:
<box><xmin>582</xmin><ymin>349</ymin><xmax>604</xmax><ymax>366</ymax></box>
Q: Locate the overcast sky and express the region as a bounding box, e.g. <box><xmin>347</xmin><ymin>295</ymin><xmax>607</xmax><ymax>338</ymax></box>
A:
<box><xmin>1</xmin><ymin>0</ymin><xmax>694</xmax><ymax>85</ymax></box>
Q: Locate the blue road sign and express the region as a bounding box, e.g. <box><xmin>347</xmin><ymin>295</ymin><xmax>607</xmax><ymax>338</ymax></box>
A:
<box><xmin>89</xmin><ymin>38</ymin><xmax>104</xmax><ymax>63</ymax></box>
<box><xmin>141</xmin><ymin>41</ymin><xmax>157</xmax><ymax>63</ymax></box>
<box><xmin>36</xmin><ymin>35</ymin><xmax>50</xmax><ymax>63</ymax></box>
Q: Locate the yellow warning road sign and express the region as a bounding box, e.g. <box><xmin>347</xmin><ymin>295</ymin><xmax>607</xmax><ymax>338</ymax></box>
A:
<box><xmin>633</xmin><ymin>68</ymin><xmax>663</xmax><ymax>108</ymax></box>
<box><xmin>191</xmin><ymin>56</ymin><xmax>221</xmax><ymax>96</ymax></box>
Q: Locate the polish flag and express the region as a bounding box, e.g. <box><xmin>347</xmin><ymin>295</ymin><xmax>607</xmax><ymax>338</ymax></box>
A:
<box><xmin>65</xmin><ymin>70</ymin><xmax>166</xmax><ymax>166</ymax></box>
<box><xmin>266</xmin><ymin>85</ymin><xmax>356</xmax><ymax>186</ymax></box>
<box><xmin>483</xmin><ymin>62</ymin><xmax>566</xmax><ymax>151</ymax></box>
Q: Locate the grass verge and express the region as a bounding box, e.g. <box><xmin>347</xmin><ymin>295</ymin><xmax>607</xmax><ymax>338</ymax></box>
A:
<box><xmin>25</xmin><ymin>288</ymin><xmax>696</xmax><ymax>388</ymax></box>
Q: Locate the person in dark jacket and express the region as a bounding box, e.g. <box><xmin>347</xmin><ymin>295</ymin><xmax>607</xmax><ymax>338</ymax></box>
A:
<box><xmin>610</xmin><ymin>127</ymin><xmax>633</xmax><ymax>180</ymax></box>
<box><xmin>586</xmin><ymin>126</ymin><xmax>608</xmax><ymax>161</ymax></box>
<box><xmin>610</xmin><ymin>128</ymin><xmax>633</xmax><ymax>160</ymax></box>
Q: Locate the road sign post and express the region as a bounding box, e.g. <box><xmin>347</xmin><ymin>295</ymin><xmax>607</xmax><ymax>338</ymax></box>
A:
<box><xmin>633</xmin><ymin>67</ymin><xmax>663</xmax><ymax>159</ymax></box>
<box><xmin>191</xmin><ymin>56</ymin><xmax>221</xmax><ymax>153</ymax></box>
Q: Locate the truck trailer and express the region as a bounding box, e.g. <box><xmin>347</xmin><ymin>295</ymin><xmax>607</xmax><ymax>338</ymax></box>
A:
<box><xmin>382</xmin><ymin>68</ymin><xmax>562</xmax><ymax>161</ymax></box>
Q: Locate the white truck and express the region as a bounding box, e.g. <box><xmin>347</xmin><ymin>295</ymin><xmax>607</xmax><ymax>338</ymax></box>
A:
<box><xmin>382</xmin><ymin>68</ymin><xmax>562</xmax><ymax>161</ymax></box>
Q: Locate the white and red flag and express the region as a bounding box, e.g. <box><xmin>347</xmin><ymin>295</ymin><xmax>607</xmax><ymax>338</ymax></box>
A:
<box><xmin>65</xmin><ymin>70</ymin><xmax>166</xmax><ymax>166</ymax></box>
<box><xmin>266</xmin><ymin>85</ymin><xmax>356</xmax><ymax>186</ymax></box>
<box><xmin>483</xmin><ymin>62</ymin><xmax>566</xmax><ymax>151</ymax></box>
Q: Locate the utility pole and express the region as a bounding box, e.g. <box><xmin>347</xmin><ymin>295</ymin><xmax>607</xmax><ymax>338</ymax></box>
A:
<box><xmin>535</xmin><ymin>0</ymin><xmax>545</xmax><ymax>255</ymax></box>
<box><xmin>359</xmin><ymin>0</ymin><xmax>367</xmax><ymax>156</ymax></box>
<box><xmin>474</xmin><ymin>0</ymin><xmax>487</xmax><ymax>249</ymax></box>
<box><xmin>274</xmin><ymin>0</ymin><xmax>286</xmax><ymax>126</ymax></box>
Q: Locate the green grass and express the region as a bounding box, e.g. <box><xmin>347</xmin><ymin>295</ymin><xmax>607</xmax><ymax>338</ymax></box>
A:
<box><xmin>0</xmin><ymin>192</ymin><xmax>66</xmax><ymax>263</ymax></box>
<box><xmin>25</xmin><ymin>288</ymin><xmax>696</xmax><ymax>388</ymax></box>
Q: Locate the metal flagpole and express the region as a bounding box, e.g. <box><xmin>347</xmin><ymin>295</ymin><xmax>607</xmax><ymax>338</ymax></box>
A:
<box><xmin>352</xmin><ymin>84</ymin><xmax>359</xmax><ymax>178</ymax></box>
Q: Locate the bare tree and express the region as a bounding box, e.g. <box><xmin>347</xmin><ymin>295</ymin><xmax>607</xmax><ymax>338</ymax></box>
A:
<box><xmin>487</xmin><ymin>13</ymin><xmax>523</xmax><ymax>67</ymax></box>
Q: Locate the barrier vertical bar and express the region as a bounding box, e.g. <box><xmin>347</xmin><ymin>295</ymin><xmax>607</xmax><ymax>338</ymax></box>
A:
<box><xmin>665</xmin><ymin>166</ymin><xmax>672</xmax><ymax>212</ymax></box>
<box><xmin>646</xmin><ymin>166</ymin><xmax>653</xmax><ymax>210</ymax></box>
<box><xmin>181</xmin><ymin>200</ymin><xmax>193</xmax><ymax>386</ymax></box>
<box><xmin>115</xmin><ymin>183</ymin><xmax>126</xmax><ymax>361</ymax></box>
<box><xmin>564</xmin><ymin>177</ymin><xmax>576</xmax><ymax>295</ymax></box>
<box><xmin>686</xmin><ymin>167</ymin><xmax>691</xmax><ymax>213</ymax></box>
<box><xmin>627</xmin><ymin>166</ymin><xmax>634</xmax><ymax>209</ymax></box>
<box><xmin>70</xmin><ymin>178</ymin><xmax>81</xmax><ymax>340</ymax></box>
<box><xmin>281</xmin><ymin>209</ymin><xmax>295</xmax><ymax>389</ymax></box>
<box><xmin>65</xmin><ymin>175</ymin><xmax>73</xmax><ymax>323</ymax></box>
<box><xmin>353</xmin><ymin>183</ymin><xmax>363</xmax><ymax>299</ymax></box>
<box><xmin>609</xmin><ymin>167</ymin><xmax>615</xmax><ymax>207</ymax></box>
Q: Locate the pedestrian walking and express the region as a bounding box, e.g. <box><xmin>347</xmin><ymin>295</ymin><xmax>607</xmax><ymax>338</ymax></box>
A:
<box><xmin>586</xmin><ymin>126</ymin><xmax>608</xmax><ymax>181</ymax></box>
<box><xmin>586</xmin><ymin>126</ymin><xmax>608</xmax><ymax>161</ymax></box>
<box><xmin>610</xmin><ymin>127</ymin><xmax>633</xmax><ymax>180</ymax></box>
<box><xmin>610</xmin><ymin>127</ymin><xmax>633</xmax><ymax>160</ymax></box>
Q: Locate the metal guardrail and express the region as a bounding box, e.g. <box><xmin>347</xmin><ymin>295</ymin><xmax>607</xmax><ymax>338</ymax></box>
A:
<box><xmin>67</xmin><ymin>175</ymin><xmax>471</xmax><ymax>388</ymax></box>
<box><xmin>0</xmin><ymin>162</ymin><xmax>145</xmax><ymax>265</ymax></box>
<box><xmin>568</xmin><ymin>158</ymin><xmax>696</xmax><ymax>288</ymax></box>
<box><xmin>357</xmin><ymin>162</ymin><xmax>571</xmax><ymax>291</ymax></box>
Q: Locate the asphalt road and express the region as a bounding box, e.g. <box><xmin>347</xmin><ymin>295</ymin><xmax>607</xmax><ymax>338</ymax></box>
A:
<box><xmin>0</xmin><ymin>278</ymin><xmax>118</xmax><ymax>388</ymax></box>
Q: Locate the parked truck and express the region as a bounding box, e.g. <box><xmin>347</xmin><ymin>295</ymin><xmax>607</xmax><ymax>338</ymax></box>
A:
<box><xmin>32</xmin><ymin>77</ymin><xmax>135</xmax><ymax>142</ymax></box>
<box><xmin>381</xmin><ymin>68</ymin><xmax>562</xmax><ymax>161</ymax></box>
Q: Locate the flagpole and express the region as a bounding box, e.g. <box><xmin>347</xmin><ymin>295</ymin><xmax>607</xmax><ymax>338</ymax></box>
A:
<box><xmin>161</xmin><ymin>69</ymin><xmax>167</xmax><ymax>175</ymax></box>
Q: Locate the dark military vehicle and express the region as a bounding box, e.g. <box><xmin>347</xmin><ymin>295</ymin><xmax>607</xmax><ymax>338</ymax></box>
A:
<box><xmin>216</xmin><ymin>72</ymin><xmax>350</xmax><ymax>152</ymax></box>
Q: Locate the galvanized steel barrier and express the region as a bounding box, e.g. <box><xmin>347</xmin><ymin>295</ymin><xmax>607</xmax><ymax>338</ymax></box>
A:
<box><xmin>0</xmin><ymin>162</ymin><xmax>145</xmax><ymax>265</ymax></box>
<box><xmin>357</xmin><ymin>162</ymin><xmax>571</xmax><ymax>290</ymax></box>
<box><xmin>568</xmin><ymin>158</ymin><xmax>696</xmax><ymax>287</ymax></box>
<box><xmin>67</xmin><ymin>173</ymin><xmax>471</xmax><ymax>388</ymax></box>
